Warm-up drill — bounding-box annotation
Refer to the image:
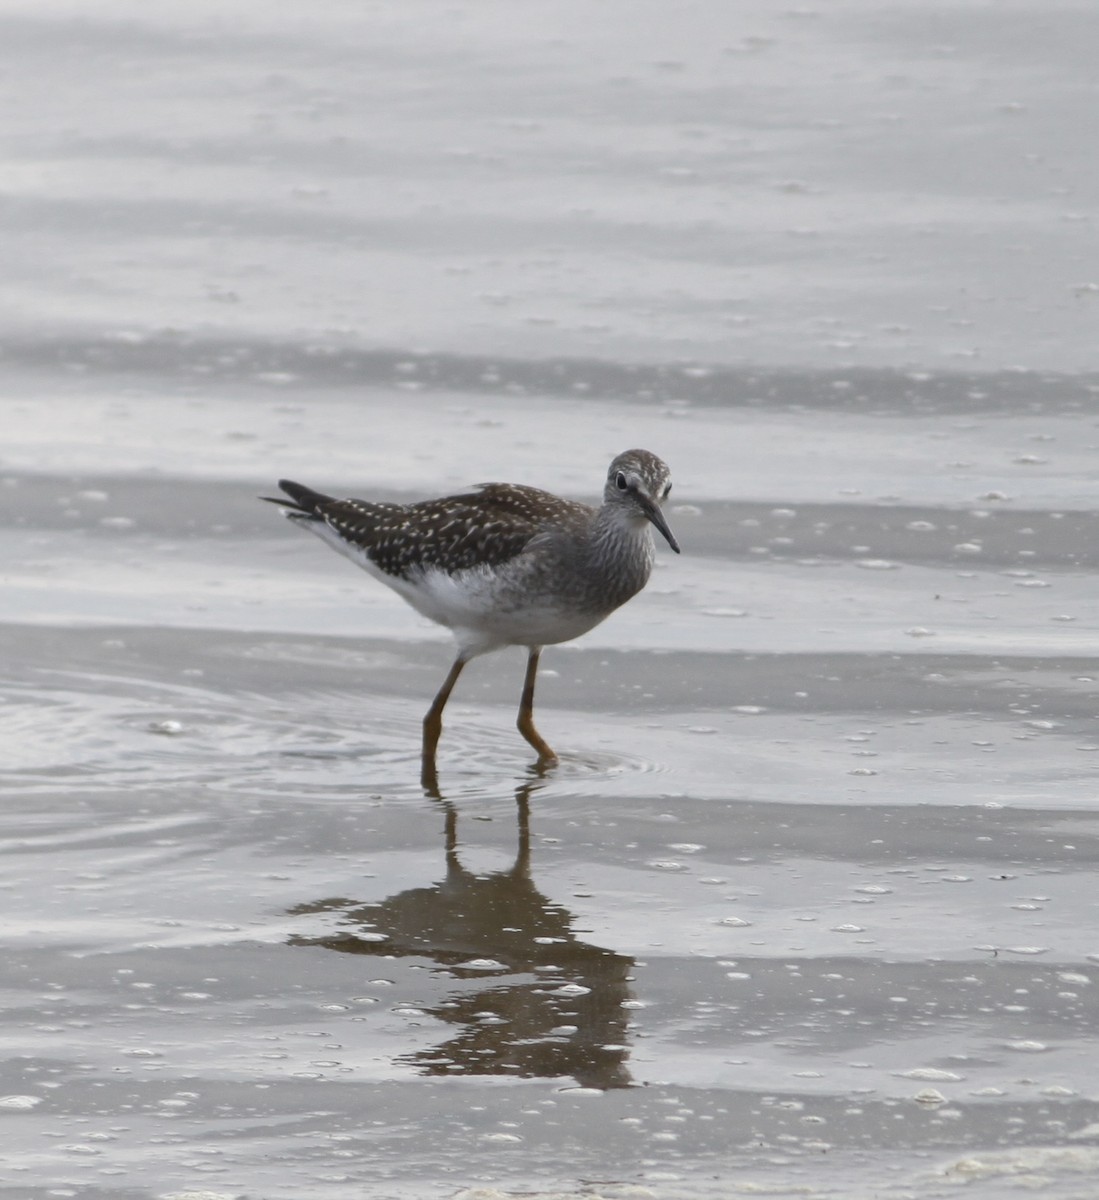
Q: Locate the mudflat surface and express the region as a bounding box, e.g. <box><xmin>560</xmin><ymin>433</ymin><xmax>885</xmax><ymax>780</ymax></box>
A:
<box><xmin>3</xmin><ymin>4</ymin><xmax>1099</xmax><ymax>1200</ymax></box>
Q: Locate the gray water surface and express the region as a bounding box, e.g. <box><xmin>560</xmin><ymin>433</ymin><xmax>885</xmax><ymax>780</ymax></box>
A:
<box><xmin>3</xmin><ymin>4</ymin><xmax>1099</xmax><ymax>1199</ymax></box>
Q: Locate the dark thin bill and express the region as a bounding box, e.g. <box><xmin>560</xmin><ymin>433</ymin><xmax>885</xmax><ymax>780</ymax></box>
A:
<box><xmin>641</xmin><ymin>498</ymin><xmax>681</xmax><ymax>554</ymax></box>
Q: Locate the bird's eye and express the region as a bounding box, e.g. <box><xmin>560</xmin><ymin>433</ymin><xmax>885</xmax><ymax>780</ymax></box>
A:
<box><xmin>615</xmin><ymin>471</ymin><xmax>629</xmax><ymax>491</ymax></box>
<box><xmin>662</xmin><ymin>483</ymin><xmax>672</xmax><ymax>500</ymax></box>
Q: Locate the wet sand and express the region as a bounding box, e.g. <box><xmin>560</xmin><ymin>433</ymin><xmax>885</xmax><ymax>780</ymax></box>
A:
<box><xmin>3</xmin><ymin>4</ymin><xmax>1099</xmax><ymax>1200</ymax></box>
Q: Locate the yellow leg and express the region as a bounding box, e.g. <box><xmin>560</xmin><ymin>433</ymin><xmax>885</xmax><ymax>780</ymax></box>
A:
<box><xmin>421</xmin><ymin>656</ymin><xmax>466</xmax><ymax>789</ymax></box>
<box><xmin>516</xmin><ymin>647</ymin><xmax>558</xmax><ymax>765</ymax></box>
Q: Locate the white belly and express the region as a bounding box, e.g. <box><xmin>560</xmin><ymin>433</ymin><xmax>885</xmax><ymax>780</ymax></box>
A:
<box><xmin>306</xmin><ymin>521</ymin><xmax>603</xmax><ymax>656</ymax></box>
<box><xmin>399</xmin><ymin>563</ymin><xmax>605</xmax><ymax>655</ymax></box>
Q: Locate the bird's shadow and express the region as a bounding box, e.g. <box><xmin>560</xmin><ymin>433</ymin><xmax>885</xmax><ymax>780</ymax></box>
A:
<box><xmin>285</xmin><ymin>777</ymin><xmax>636</xmax><ymax>1090</ymax></box>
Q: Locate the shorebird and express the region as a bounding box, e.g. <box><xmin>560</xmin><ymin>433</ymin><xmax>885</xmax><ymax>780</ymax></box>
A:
<box><xmin>266</xmin><ymin>449</ymin><xmax>679</xmax><ymax>780</ymax></box>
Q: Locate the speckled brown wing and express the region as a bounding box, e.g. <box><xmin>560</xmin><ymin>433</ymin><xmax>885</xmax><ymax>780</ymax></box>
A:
<box><xmin>310</xmin><ymin>483</ymin><xmax>593</xmax><ymax>580</ymax></box>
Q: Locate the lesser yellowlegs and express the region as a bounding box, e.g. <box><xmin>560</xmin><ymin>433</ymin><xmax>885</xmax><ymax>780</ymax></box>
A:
<box><xmin>265</xmin><ymin>449</ymin><xmax>679</xmax><ymax>778</ymax></box>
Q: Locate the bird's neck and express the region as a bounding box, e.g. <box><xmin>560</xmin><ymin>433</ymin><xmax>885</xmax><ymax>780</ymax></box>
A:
<box><xmin>581</xmin><ymin>504</ymin><xmax>656</xmax><ymax>606</ymax></box>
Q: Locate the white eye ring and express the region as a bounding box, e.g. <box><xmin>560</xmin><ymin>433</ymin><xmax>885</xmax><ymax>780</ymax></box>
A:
<box><xmin>615</xmin><ymin>471</ymin><xmax>629</xmax><ymax>491</ymax></box>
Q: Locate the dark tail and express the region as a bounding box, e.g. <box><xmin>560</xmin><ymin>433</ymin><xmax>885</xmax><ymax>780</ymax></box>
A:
<box><xmin>260</xmin><ymin>479</ymin><xmax>335</xmax><ymax>518</ymax></box>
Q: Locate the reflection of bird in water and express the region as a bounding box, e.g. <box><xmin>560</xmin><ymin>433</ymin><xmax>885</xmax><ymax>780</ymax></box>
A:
<box><xmin>287</xmin><ymin>781</ymin><xmax>635</xmax><ymax>1090</ymax></box>
<box><xmin>264</xmin><ymin>450</ymin><xmax>678</xmax><ymax>788</ymax></box>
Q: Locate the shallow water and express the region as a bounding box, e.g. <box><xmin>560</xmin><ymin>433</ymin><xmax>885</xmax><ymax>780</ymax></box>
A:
<box><xmin>3</xmin><ymin>3</ymin><xmax>1099</xmax><ymax>1200</ymax></box>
